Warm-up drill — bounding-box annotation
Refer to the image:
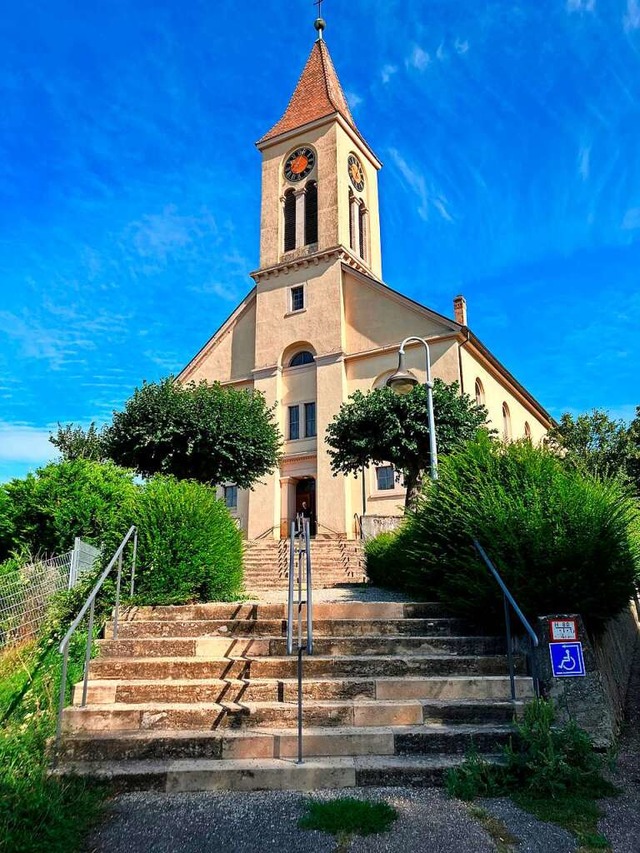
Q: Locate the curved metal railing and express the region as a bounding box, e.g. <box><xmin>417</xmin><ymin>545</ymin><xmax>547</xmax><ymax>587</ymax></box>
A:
<box><xmin>473</xmin><ymin>539</ymin><xmax>540</xmax><ymax>701</ymax></box>
<box><xmin>54</xmin><ymin>526</ymin><xmax>138</xmax><ymax>759</ymax></box>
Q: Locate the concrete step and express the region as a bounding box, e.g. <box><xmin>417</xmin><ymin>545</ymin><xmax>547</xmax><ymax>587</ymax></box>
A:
<box><xmin>53</xmin><ymin>752</ymin><xmax>503</xmax><ymax>792</ymax></box>
<box><xmin>120</xmin><ymin>602</ymin><xmax>446</xmax><ymax>622</ymax></box>
<box><xmin>75</xmin><ymin>675</ymin><xmax>533</xmax><ymax>706</ymax></box>
<box><xmin>75</xmin><ymin>674</ymin><xmax>533</xmax><ymax>706</ymax></box>
<box><xmin>63</xmin><ymin>698</ymin><xmax>520</xmax><ymax>733</ymax></box>
<box><xmin>96</xmin><ymin>635</ymin><xmax>505</xmax><ymax>659</ymax></box>
<box><xmin>57</xmin><ymin>723</ymin><xmax>513</xmax><ymax>762</ymax></box>
<box><xmin>89</xmin><ymin>653</ymin><xmax>522</xmax><ymax>681</ymax></box>
<box><xmin>107</xmin><ymin>617</ymin><xmax>469</xmax><ymax>640</ymax></box>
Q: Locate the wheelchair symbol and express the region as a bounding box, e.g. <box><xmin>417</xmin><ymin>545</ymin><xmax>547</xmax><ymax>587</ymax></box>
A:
<box><xmin>558</xmin><ymin>649</ymin><xmax>577</xmax><ymax>672</ymax></box>
<box><xmin>549</xmin><ymin>641</ymin><xmax>586</xmax><ymax>677</ymax></box>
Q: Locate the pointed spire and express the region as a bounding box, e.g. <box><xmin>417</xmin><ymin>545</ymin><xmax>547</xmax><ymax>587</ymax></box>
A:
<box><xmin>258</xmin><ymin>39</ymin><xmax>357</xmax><ymax>145</ymax></box>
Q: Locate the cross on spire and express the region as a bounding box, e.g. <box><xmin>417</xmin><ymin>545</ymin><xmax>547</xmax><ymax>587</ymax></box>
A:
<box><xmin>313</xmin><ymin>0</ymin><xmax>326</xmax><ymax>39</ymax></box>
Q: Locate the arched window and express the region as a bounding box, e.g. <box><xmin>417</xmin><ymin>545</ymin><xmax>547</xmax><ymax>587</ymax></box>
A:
<box><xmin>502</xmin><ymin>403</ymin><xmax>512</xmax><ymax>440</ymax></box>
<box><xmin>475</xmin><ymin>378</ymin><xmax>485</xmax><ymax>406</ymax></box>
<box><xmin>358</xmin><ymin>202</ymin><xmax>366</xmax><ymax>261</ymax></box>
<box><xmin>524</xmin><ymin>421</ymin><xmax>532</xmax><ymax>440</ymax></box>
<box><xmin>283</xmin><ymin>189</ymin><xmax>296</xmax><ymax>252</ymax></box>
<box><xmin>289</xmin><ymin>350</ymin><xmax>315</xmax><ymax>368</ymax></box>
<box><xmin>349</xmin><ymin>190</ymin><xmax>355</xmax><ymax>250</ymax></box>
<box><xmin>304</xmin><ymin>181</ymin><xmax>318</xmax><ymax>245</ymax></box>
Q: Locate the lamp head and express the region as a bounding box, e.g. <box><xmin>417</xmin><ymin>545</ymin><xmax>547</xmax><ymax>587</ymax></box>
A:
<box><xmin>386</xmin><ymin>349</ymin><xmax>419</xmax><ymax>395</ymax></box>
<box><xmin>386</xmin><ymin>370</ymin><xmax>419</xmax><ymax>395</ymax></box>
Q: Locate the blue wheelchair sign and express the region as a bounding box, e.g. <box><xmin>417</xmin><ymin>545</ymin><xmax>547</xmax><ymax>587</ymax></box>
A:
<box><xmin>549</xmin><ymin>642</ymin><xmax>586</xmax><ymax>678</ymax></box>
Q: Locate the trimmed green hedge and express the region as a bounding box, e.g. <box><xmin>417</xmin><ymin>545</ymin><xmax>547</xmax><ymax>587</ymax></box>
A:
<box><xmin>133</xmin><ymin>476</ymin><xmax>243</xmax><ymax>605</ymax></box>
<box><xmin>366</xmin><ymin>435</ymin><xmax>639</xmax><ymax>631</ymax></box>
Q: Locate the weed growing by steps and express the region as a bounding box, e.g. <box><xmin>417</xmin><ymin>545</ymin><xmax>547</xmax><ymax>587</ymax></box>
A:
<box><xmin>0</xmin><ymin>637</ymin><xmax>107</xmax><ymax>853</ymax></box>
<box><xmin>298</xmin><ymin>797</ymin><xmax>398</xmax><ymax>847</ymax></box>
<box><xmin>446</xmin><ymin>699</ymin><xmax>618</xmax><ymax>851</ymax></box>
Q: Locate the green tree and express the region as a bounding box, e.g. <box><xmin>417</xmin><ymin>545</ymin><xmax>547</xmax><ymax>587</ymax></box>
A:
<box><xmin>325</xmin><ymin>379</ymin><xmax>490</xmax><ymax>508</ymax></box>
<box><xmin>547</xmin><ymin>410</ymin><xmax>635</xmax><ymax>481</ymax></box>
<box><xmin>49</xmin><ymin>422</ymin><xmax>107</xmax><ymax>462</ymax></box>
<box><xmin>104</xmin><ymin>377</ymin><xmax>281</xmax><ymax>488</ymax></box>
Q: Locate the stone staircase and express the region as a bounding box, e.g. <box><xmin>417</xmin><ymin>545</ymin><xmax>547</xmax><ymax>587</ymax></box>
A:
<box><xmin>55</xmin><ymin>599</ymin><xmax>531</xmax><ymax>792</ymax></box>
<box><xmin>243</xmin><ymin>540</ymin><xmax>367</xmax><ymax>590</ymax></box>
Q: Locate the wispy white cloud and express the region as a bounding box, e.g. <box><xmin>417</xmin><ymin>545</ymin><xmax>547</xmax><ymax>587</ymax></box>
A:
<box><xmin>578</xmin><ymin>145</ymin><xmax>590</xmax><ymax>180</ymax></box>
<box><xmin>388</xmin><ymin>148</ymin><xmax>454</xmax><ymax>223</ymax></box>
<box><xmin>624</xmin><ymin>0</ymin><xmax>640</xmax><ymax>30</ymax></box>
<box><xmin>380</xmin><ymin>64</ymin><xmax>398</xmax><ymax>84</ymax></box>
<box><xmin>406</xmin><ymin>45</ymin><xmax>431</xmax><ymax>72</ymax></box>
<box><xmin>345</xmin><ymin>90</ymin><xmax>363</xmax><ymax>111</ymax></box>
<box><xmin>622</xmin><ymin>207</ymin><xmax>640</xmax><ymax>229</ymax></box>
<box><xmin>454</xmin><ymin>39</ymin><xmax>470</xmax><ymax>55</ymax></box>
<box><xmin>567</xmin><ymin>0</ymin><xmax>596</xmax><ymax>12</ymax></box>
<box><xmin>0</xmin><ymin>423</ymin><xmax>55</xmax><ymax>463</ymax></box>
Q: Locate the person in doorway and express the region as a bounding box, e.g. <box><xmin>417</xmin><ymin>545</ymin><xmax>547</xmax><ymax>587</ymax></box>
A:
<box><xmin>300</xmin><ymin>501</ymin><xmax>316</xmax><ymax>536</ymax></box>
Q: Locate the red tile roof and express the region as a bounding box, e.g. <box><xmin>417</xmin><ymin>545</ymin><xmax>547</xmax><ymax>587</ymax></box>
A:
<box><xmin>259</xmin><ymin>40</ymin><xmax>357</xmax><ymax>144</ymax></box>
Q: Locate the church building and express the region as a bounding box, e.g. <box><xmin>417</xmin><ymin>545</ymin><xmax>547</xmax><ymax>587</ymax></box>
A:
<box><xmin>179</xmin><ymin>19</ymin><xmax>553</xmax><ymax>541</ymax></box>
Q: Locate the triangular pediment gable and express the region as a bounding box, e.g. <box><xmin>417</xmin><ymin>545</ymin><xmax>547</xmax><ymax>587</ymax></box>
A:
<box><xmin>179</xmin><ymin>287</ymin><xmax>257</xmax><ymax>385</ymax></box>
<box><xmin>341</xmin><ymin>265</ymin><xmax>461</xmax><ymax>354</ymax></box>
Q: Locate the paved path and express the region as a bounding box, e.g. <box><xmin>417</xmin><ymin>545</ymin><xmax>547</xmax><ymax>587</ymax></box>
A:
<box><xmin>90</xmin><ymin>787</ymin><xmax>581</xmax><ymax>853</ymax></box>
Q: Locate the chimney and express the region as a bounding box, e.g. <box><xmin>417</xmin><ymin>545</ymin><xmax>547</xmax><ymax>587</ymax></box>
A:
<box><xmin>453</xmin><ymin>294</ymin><xmax>467</xmax><ymax>326</ymax></box>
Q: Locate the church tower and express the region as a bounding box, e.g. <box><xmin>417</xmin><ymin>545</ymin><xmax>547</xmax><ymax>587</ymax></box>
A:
<box><xmin>246</xmin><ymin>18</ymin><xmax>384</xmax><ymax>539</ymax></box>
<box><xmin>255</xmin><ymin>18</ymin><xmax>383</xmax><ymax>280</ymax></box>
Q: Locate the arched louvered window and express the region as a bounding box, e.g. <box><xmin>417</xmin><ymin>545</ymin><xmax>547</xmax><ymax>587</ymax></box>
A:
<box><xmin>284</xmin><ymin>189</ymin><xmax>296</xmax><ymax>252</ymax></box>
<box><xmin>502</xmin><ymin>402</ymin><xmax>512</xmax><ymax>440</ymax></box>
<box><xmin>358</xmin><ymin>202</ymin><xmax>368</xmax><ymax>261</ymax></box>
<box><xmin>304</xmin><ymin>181</ymin><xmax>318</xmax><ymax>245</ymax></box>
<box><xmin>524</xmin><ymin>421</ymin><xmax>532</xmax><ymax>440</ymax></box>
<box><xmin>289</xmin><ymin>350</ymin><xmax>315</xmax><ymax>367</ymax></box>
<box><xmin>348</xmin><ymin>190</ymin><xmax>355</xmax><ymax>250</ymax></box>
<box><xmin>475</xmin><ymin>378</ymin><xmax>485</xmax><ymax>406</ymax></box>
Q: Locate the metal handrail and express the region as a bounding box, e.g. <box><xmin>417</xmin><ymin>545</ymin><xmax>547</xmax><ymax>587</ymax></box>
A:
<box><xmin>286</xmin><ymin>515</ymin><xmax>313</xmax><ymax>764</ymax></box>
<box><xmin>54</xmin><ymin>526</ymin><xmax>138</xmax><ymax>759</ymax></box>
<box><xmin>473</xmin><ymin>539</ymin><xmax>540</xmax><ymax>701</ymax></box>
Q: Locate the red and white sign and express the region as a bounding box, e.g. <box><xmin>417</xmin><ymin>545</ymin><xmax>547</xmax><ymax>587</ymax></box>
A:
<box><xmin>550</xmin><ymin>619</ymin><xmax>578</xmax><ymax>642</ymax></box>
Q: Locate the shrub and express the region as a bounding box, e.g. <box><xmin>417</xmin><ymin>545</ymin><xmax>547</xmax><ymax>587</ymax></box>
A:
<box><xmin>1</xmin><ymin>460</ymin><xmax>137</xmax><ymax>561</ymax></box>
<box><xmin>364</xmin><ymin>530</ymin><xmax>408</xmax><ymax>589</ymax></box>
<box><xmin>133</xmin><ymin>476</ymin><xmax>243</xmax><ymax>605</ymax></box>
<box><xmin>446</xmin><ymin>699</ymin><xmax>616</xmax><ymax>801</ymax></box>
<box><xmin>398</xmin><ymin>435</ymin><xmax>639</xmax><ymax>631</ymax></box>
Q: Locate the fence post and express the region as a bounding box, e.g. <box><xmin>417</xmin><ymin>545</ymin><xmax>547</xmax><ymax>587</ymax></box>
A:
<box><xmin>68</xmin><ymin>539</ymin><xmax>80</xmax><ymax>590</ymax></box>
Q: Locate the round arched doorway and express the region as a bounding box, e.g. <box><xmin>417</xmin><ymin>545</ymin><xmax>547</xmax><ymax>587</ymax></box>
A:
<box><xmin>295</xmin><ymin>477</ymin><xmax>317</xmax><ymax>536</ymax></box>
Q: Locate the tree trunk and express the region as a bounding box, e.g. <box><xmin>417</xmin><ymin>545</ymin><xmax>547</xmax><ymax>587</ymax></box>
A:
<box><xmin>404</xmin><ymin>468</ymin><xmax>425</xmax><ymax>511</ymax></box>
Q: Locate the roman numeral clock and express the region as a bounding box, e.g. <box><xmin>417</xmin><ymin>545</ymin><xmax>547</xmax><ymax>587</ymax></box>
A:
<box><xmin>284</xmin><ymin>147</ymin><xmax>316</xmax><ymax>182</ymax></box>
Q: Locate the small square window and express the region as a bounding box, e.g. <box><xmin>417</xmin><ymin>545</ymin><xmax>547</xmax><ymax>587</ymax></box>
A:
<box><xmin>224</xmin><ymin>485</ymin><xmax>238</xmax><ymax>509</ymax></box>
<box><xmin>291</xmin><ymin>286</ymin><xmax>304</xmax><ymax>312</ymax></box>
<box><xmin>376</xmin><ymin>466</ymin><xmax>395</xmax><ymax>491</ymax></box>
<box><xmin>289</xmin><ymin>405</ymin><xmax>300</xmax><ymax>440</ymax></box>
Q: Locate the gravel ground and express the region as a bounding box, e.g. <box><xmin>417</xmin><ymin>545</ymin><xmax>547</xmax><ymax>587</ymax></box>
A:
<box><xmin>478</xmin><ymin>797</ymin><xmax>576</xmax><ymax>853</ymax></box>
<box><xmin>89</xmin><ymin>787</ymin><xmax>495</xmax><ymax>853</ymax></box>
<box><xmin>599</xmin><ymin>635</ymin><xmax>640</xmax><ymax>853</ymax></box>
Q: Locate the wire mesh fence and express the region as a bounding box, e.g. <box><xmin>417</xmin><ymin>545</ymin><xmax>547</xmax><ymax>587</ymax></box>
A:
<box><xmin>0</xmin><ymin>539</ymin><xmax>100</xmax><ymax>650</ymax></box>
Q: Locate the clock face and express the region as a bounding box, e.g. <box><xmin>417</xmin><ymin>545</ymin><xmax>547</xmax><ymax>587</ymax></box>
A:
<box><xmin>284</xmin><ymin>147</ymin><xmax>316</xmax><ymax>182</ymax></box>
<box><xmin>348</xmin><ymin>154</ymin><xmax>365</xmax><ymax>192</ymax></box>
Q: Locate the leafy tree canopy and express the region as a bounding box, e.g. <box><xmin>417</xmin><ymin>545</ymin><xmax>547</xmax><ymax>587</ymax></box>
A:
<box><xmin>49</xmin><ymin>422</ymin><xmax>107</xmax><ymax>462</ymax></box>
<box><xmin>547</xmin><ymin>409</ymin><xmax>640</xmax><ymax>485</ymax></box>
<box><xmin>325</xmin><ymin>379</ymin><xmax>490</xmax><ymax>508</ymax></box>
<box><xmin>103</xmin><ymin>377</ymin><xmax>281</xmax><ymax>489</ymax></box>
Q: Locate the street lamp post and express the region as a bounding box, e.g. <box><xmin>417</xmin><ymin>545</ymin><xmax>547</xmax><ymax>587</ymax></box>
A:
<box><xmin>386</xmin><ymin>336</ymin><xmax>438</xmax><ymax>481</ymax></box>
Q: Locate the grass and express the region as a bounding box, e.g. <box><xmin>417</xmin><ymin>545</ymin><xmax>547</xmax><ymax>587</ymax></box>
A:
<box><xmin>0</xmin><ymin>637</ymin><xmax>108</xmax><ymax>853</ymax></box>
<box><xmin>298</xmin><ymin>797</ymin><xmax>398</xmax><ymax>839</ymax></box>
<box><xmin>467</xmin><ymin>806</ymin><xmax>520</xmax><ymax>852</ymax></box>
<box><xmin>513</xmin><ymin>793</ymin><xmax>612</xmax><ymax>852</ymax></box>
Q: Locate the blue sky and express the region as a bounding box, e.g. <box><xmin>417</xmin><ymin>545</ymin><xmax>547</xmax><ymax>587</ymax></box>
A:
<box><xmin>1</xmin><ymin>0</ymin><xmax>639</xmax><ymax>481</ymax></box>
